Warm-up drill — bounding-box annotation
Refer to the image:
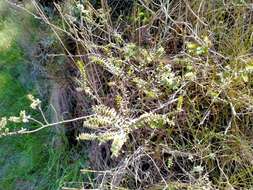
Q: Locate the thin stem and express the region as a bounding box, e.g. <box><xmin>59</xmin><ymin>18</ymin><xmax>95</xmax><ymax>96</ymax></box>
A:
<box><xmin>39</xmin><ymin>106</ymin><xmax>49</xmax><ymax>124</ymax></box>
<box><xmin>7</xmin><ymin>114</ymin><xmax>95</xmax><ymax>136</ymax></box>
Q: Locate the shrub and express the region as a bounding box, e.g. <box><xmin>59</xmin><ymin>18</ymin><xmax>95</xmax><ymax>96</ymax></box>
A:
<box><xmin>2</xmin><ymin>0</ymin><xmax>253</xmax><ymax>189</ymax></box>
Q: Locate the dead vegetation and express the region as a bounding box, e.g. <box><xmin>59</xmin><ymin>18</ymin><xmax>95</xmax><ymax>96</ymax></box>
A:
<box><xmin>2</xmin><ymin>0</ymin><xmax>253</xmax><ymax>189</ymax></box>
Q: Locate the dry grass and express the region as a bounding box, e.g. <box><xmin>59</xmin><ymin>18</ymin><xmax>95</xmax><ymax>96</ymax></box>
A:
<box><xmin>2</xmin><ymin>0</ymin><xmax>253</xmax><ymax>189</ymax></box>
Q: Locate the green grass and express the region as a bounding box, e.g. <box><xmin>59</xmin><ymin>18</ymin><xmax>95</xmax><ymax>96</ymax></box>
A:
<box><xmin>0</xmin><ymin>4</ymin><xmax>88</xmax><ymax>190</ymax></box>
<box><xmin>0</xmin><ymin>133</ymin><xmax>87</xmax><ymax>190</ymax></box>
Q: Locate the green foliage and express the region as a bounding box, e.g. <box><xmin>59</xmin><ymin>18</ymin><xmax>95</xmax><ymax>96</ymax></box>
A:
<box><xmin>0</xmin><ymin>132</ymin><xmax>88</xmax><ymax>190</ymax></box>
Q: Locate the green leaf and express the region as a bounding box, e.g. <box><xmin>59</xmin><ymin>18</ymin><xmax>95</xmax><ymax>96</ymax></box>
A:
<box><xmin>177</xmin><ymin>95</ymin><xmax>184</xmax><ymax>111</ymax></box>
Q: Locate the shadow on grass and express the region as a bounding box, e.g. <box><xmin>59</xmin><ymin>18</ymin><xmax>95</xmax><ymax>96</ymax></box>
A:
<box><xmin>0</xmin><ymin>2</ymin><xmax>88</xmax><ymax>190</ymax></box>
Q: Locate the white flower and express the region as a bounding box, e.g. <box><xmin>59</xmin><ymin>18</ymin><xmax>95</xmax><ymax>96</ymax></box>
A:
<box><xmin>19</xmin><ymin>110</ymin><xmax>30</xmax><ymax>123</ymax></box>
<box><xmin>27</xmin><ymin>94</ymin><xmax>35</xmax><ymax>101</ymax></box>
<box><xmin>30</xmin><ymin>99</ymin><xmax>41</xmax><ymax>109</ymax></box>
<box><xmin>188</xmin><ymin>154</ymin><xmax>194</xmax><ymax>161</ymax></box>
<box><xmin>8</xmin><ymin>116</ymin><xmax>21</xmax><ymax>123</ymax></box>
<box><xmin>9</xmin><ymin>111</ymin><xmax>30</xmax><ymax>123</ymax></box>
<box><xmin>111</xmin><ymin>131</ymin><xmax>127</xmax><ymax>157</ymax></box>
<box><xmin>27</xmin><ymin>94</ymin><xmax>41</xmax><ymax>109</ymax></box>
<box><xmin>192</xmin><ymin>165</ymin><xmax>204</xmax><ymax>173</ymax></box>
<box><xmin>0</xmin><ymin>117</ymin><xmax>7</xmax><ymax>129</ymax></box>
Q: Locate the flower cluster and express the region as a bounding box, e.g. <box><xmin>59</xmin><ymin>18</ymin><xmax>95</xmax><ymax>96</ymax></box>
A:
<box><xmin>0</xmin><ymin>117</ymin><xmax>9</xmax><ymax>136</ymax></box>
<box><xmin>8</xmin><ymin>110</ymin><xmax>30</xmax><ymax>123</ymax></box>
<box><xmin>27</xmin><ymin>94</ymin><xmax>41</xmax><ymax>110</ymax></box>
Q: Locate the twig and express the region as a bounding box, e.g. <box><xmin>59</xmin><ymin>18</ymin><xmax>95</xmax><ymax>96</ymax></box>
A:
<box><xmin>5</xmin><ymin>114</ymin><xmax>95</xmax><ymax>136</ymax></box>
